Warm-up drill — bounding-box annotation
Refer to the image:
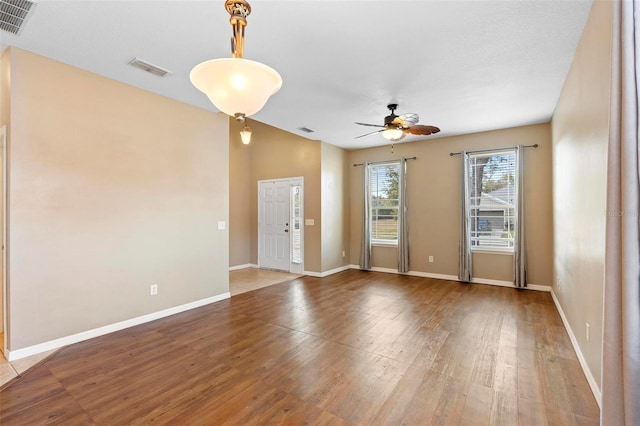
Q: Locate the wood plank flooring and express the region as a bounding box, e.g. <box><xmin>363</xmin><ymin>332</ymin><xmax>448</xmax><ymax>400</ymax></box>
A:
<box><xmin>0</xmin><ymin>270</ymin><xmax>599</xmax><ymax>425</ymax></box>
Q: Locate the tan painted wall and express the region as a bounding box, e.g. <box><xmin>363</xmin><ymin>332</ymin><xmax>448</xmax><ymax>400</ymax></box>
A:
<box><xmin>551</xmin><ymin>0</ymin><xmax>612</xmax><ymax>390</ymax></box>
<box><xmin>229</xmin><ymin>121</ymin><xmax>251</xmax><ymax>267</ymax></box>
<box><xmin>320</xmin><ymin>142</ymin><xmax>350</xmax><ymax>271</ymax></box>
<box><xmin>7</xmin><ymin>48</ymin><xmax>229</xmax><ymax>350</ymax></box>
<box><xmin>228</xmin><ymin>126</ymin><xmax>348</xmax><ymax>274</ymax></box>
<box><xmin>0</xmin><ymin>49</ymin><xmax>9</xmax><ymax>337</ymax></box>
<box><xmin>349</xmin><ymin>123</ymin><xmax>553</xmax><ymax>286</ymax></box>
<box><xmin>228</xmin><ymin>119</ymin><xmax>322</xmax><ymax>272</ymax></box>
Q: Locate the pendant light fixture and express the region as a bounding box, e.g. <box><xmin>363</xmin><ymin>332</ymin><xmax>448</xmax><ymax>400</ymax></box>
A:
<box><xmin>240</xmin><ymin>120</ymin><xmax>252</xmax><ymax>144</ymax></box>
<box><xmin>190</xmin><ymin>0</ymin><xmax>282</xmax><ymax>122</ymax></box>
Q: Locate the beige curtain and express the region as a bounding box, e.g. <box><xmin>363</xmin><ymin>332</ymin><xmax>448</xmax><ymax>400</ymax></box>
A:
<box><xmin>398</xmin><ymin>158</ymin><xmax>409</xmax><ymax>273</ymax></box>
<box><xmin>513</xmin><ymin>145</ymin><xmax>527</xmax><ymax>288</ymax></box>
<box><xmin>359</xmin><ymin>162</ymin><xmax>372</xmax><ymax>270</ymax></box>
<box><xmin>602</xmin><ymin>1</ymin><xmax>640</xmax><ymax>424</ymax></box>
<box><xmin>458</xmin><ymin>152</ymin><xmax>472</xmax><ymax>282</ymax></box>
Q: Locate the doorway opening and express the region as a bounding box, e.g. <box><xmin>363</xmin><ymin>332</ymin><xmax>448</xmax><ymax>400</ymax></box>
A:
<box><xmin>258</xmin><ymin>177</ymin><xmax>304</xmax><ymax>274</ymax></box>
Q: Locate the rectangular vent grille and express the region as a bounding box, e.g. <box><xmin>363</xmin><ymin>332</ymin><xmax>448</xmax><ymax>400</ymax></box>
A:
<box><xmin>298</xmin><ymin>127</ymin><xmax>315</xmax><ymax>133</ymax></box>
<box><xmin>128</xmin><ymin>58</ymin><xmax>170</xmax><ymax>77</ymax></box>
<box><xmin>0</xmin><ymin>0</ymin><xmax>35</xmax><ymax>35</ymax></box>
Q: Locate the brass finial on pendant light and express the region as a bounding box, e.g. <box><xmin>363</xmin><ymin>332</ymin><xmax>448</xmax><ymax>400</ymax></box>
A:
<box><xmin>190</xmin><ymin>0</ymin><xmax>282</xmax><ymax>121</ymax></box>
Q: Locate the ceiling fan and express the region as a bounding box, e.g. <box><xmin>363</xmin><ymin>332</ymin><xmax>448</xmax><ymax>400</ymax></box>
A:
<box><xmin>355</xmin><ymin>104</ymin><xmax>440</xmax><ymax>141</ymax></box>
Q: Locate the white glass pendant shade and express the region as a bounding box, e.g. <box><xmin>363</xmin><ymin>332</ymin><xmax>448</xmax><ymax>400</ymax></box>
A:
<box><xmin>190</xmin><ymin>57</ymin><xmax>282</xmax><ymax>117</ymax></box>
<box><xmin>382</xmin><ymin>127</ymin><xmax>405</xmax><ymax>141</ymax></box>
<box><xmin>240</xmin><ymin>126</ymin><xmax>252</xmax><ymax>144</ymax></box>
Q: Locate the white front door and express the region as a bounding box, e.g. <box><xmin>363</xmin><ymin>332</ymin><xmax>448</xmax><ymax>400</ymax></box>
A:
<box><xmin>259</xmin><ymin>180</ymin><xmax>291</xmax><ymax>271</ymax></box>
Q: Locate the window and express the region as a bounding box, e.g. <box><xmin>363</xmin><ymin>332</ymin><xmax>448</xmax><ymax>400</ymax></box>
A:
<box><xmin>466</xmin><ymin>149</ymin><xmax>517</xmax><ymax>252</ymax></box>
<box><xmin>369</xmin><ymin>162</ymin><xmax>400</xmax><ymax>244</ymax></box>
<box><xmin>290</xmin><ymin>185</ymin><xmax>302</xmax><ymax>264</ymax></box>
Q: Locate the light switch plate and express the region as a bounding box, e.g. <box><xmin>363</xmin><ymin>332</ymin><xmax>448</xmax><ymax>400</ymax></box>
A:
<box><xmin>218</xmin><ymin>221</ymin><xmax>226</xmax><ymax>230</ymax></box>
<box><xmin>305</xmin><ymin>219</ymin><xmax>315</xmax><ymax>226</ymax></box>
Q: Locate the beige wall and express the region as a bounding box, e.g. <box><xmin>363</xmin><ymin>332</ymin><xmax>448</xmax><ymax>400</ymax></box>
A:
<box><xmin>6</xmin><ymin>48</ymin><xmax>229</xmax><ymax>350</ymax></box>
<box><xmin>228</xmin><ymin>125</ymin><xmax>351</xmax><ymax>274</ymax></box>
<box><xmin>0</xmin><ymin>49</ymin><xmax>9</xmax><ymax>337</ymax></box>
<box><xmin>0</xmin><ymin>49</ymin><xmax>8</xmax><ymax>127</ymax></box>
<box><xmin>320</xmin><ymin>142</ymin><xmax>350</xmax><ymax>271</ymax></box>
<box><xmin>228</xmin><ymin>119</ymin><xmax>322</xmax><ymax>272</ymax></box>
<box><xmin>551</xmin><ymin>0</ymin><xmax>612</xmax><ymax>391</ymax></box>
<box><xmin>349</xmin><ymin>123</ymin><xmax>553</xmax><ymax>285</ymax></box>
<box><xmin>229</xmin><ymin>121</ymin><xmax>251</xmax><ymax>267</ymax></box>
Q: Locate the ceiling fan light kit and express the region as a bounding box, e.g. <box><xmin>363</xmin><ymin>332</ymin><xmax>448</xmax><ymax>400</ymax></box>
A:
<box><xmin>190</xmin><ymin>0</ymin><xmax>282</xmax><ymax>122</ymax></box>
<box><xmin>382</xmin><ymin>127</ymin><xmax>405</xmax><ymax>141</ymax></box>
<box><xmin>355</xmin><ymin>103</ymin><xmax>440</xmax><ymax>142</ymax></box>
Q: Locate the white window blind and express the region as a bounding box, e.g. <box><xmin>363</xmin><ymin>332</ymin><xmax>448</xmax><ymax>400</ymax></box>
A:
<box><xmin>369</xmin><ymin>162</ymin><xmax>400</xmax><ymax>244</ymax></box>
<box><xmin>290</xmin><ymin>185</ymin><xmax>302</xmax><ymax>264</ymax></box>
<box><xmin>467</xmin><ymin>149</ymin><xmax>517</xmax><ymax>252</ymax></box>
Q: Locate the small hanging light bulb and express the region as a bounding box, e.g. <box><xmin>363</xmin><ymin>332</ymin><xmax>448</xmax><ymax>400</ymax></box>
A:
<box><xmin>240</xmin><ymin>123</ymin><xmax>252</xmax><ymax>144</ymax></box>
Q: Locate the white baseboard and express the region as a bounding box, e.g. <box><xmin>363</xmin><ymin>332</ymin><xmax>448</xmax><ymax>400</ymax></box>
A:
<box><xmin>6</xmin><ymin>292</ymin><xmax>231</xmax><ymax>362</ymax></box>
<box><xmin>229</xmin><ymin>263</ymin><xmax>258</xmax><ymax>271</ymax></box>
<box><xmin>410</xmin><ymin>271</ymin><xmax>460</xmax><ymax>281</ymax></box>
<box><xmin>471</xmin><ymin>277</ymin><xmax>551</xmax><ymax>292</ymax></box>
<box><xmin>523</xmin><ymin>283</ymin><xmax>551</xmax><ymax>292</ymax></box>
<box><xmin>550</xmin><ymin>289</ymin><xmax>601</xmax><ymax>408</ymax></box>
<box><xmin>346</xmin><ymin>265</ymin><xmax>550</xmax><ymax>292</ymax></box>
<box><xmin>303</xmin><ymin>264</ymin><xmax>351</xmax><ymax>278</ymax></box>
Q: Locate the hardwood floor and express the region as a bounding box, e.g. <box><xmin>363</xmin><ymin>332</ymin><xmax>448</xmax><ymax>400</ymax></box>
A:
<box><xmin>0</xmin><ymin>270</ymin><xmax>599</xmax><ymax>425</ymax></box>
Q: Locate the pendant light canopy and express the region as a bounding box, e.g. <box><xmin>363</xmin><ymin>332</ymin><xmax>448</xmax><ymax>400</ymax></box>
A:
<box><xmin>190</xmin><ymin>0</ymin><xmax>282</xmax><ymax>120</ymax></box>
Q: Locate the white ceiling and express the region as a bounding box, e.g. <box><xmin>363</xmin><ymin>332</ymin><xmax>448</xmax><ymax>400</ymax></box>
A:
<box><xmin>2</xmin><ymin>0</ymin><xmax>593</xmax><ymax>149</ymax></box>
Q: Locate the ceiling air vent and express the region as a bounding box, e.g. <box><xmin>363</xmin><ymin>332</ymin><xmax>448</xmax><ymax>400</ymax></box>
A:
<box><xmin>298</xmin><ymin>127</ymin><xmax>315</xmax><ymax>133</ymax></box>
<box><xmin>0</xmin><ymin>0</ymin><xmax>36</xmax><ymax>35</ymax></box>
<box><xmin>128</xmin><ymin>58</ymin><xmax>171</xmax><ymax>77</ymax></box>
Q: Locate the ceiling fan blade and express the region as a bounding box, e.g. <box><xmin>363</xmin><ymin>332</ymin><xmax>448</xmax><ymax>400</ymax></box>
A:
<box><xmin>404</xmin><ymin>125</ymin><xmax>441</xmax><ymax>136</ymax></box>
<box><xmin>355</xmin><ymin>129</ymin><xmax>383</xmax><ymax>139</ymax></box>
<box><xmin>398</xmin><ymin>113</ymin><xmax>419</xmax><ymax>126</ymax></box>
<box><xmin>355</xmin><ymin>122</ymin><xmax>385</xmax><ymax>128</ymax></box>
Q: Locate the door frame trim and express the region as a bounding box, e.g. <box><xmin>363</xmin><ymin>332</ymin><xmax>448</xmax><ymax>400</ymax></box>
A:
<box><xmin>257</xmin><ymin>177</ymin><xmax>304</xmax><ymax>273</ymax></box>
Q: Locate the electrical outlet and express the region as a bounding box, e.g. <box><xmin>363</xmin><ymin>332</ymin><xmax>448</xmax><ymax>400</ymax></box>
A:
<box><xmin>150</xmin><ymin>284</ymin><xmax>158</xmax><ymax>296</ymax></box>
<box><xmin>586</xmin><ymin>322</ymin><xmax>590</xmax><ymax>341</ymax></box>
<box><xmin>342</xmin><ymin>250</ymin><xmax>345</xmax><ymax>258</ymax></box>
<box><xmin>428</xmin><ymin>256</ymin><xmax>434</xmax><ymax>263</ymax></box>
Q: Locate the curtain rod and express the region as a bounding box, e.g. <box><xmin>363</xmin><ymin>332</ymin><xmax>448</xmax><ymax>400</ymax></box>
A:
<box><xmin>353</xmin><ymin>157</ymin><xmax>417</xmax><ymax>167</ymax></box>
<box><xmin>449</xmin><ymin>144</ymin><xmax>538</xmax><ymax>156</ymax></box>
